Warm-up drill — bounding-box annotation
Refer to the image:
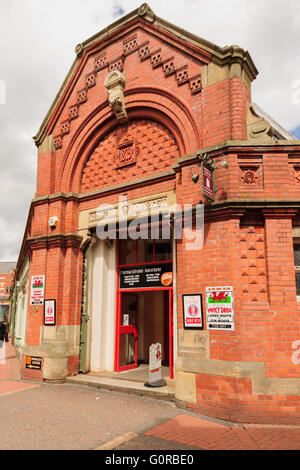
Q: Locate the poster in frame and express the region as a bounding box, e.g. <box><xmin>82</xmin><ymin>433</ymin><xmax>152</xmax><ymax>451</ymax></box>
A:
<box><xmin>182</xmin><ymin>294</ymin><xmax>204</xmax><ymax>330</ymax></box>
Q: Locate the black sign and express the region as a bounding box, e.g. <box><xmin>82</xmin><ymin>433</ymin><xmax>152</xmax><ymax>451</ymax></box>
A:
<box><xmin>25</xmin><ymin>356</ymin><xmax>42</xmax><ymax>370</ymax></box>
<box><xmin>119</xmin><ymin>263</ymin><xmax>173</xmax><ymax>289</ymax></box>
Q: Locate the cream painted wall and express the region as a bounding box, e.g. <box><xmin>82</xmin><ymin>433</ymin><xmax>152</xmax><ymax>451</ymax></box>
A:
<box><xmin>87</xmin><ymin>238</ymin><xmax>116</xmax><ymax>372</ymax></box>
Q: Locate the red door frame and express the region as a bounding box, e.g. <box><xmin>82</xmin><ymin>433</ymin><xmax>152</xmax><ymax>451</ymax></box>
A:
<box><xmin>115</xmin><ymin>239</ymin><xmax>174</xmax><ymax>379</ymax></box>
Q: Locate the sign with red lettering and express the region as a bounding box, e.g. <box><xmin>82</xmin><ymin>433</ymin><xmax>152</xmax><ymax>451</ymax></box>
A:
<box><xmin>30</xmin><ymin>275</ymin><xmax>45</xmax><ymax>305</ymax></box>
<box><xmin>206</xmin><ymin>286</ymin><xmax>234</xmax><ymax>330</ymax></box>
<box><xmin>183</xmin><ymin>294</ymin><xmax>203</xmax><ymax>329</ymax></box>
<box><xmin>44</xmin><ymin>299</ymin><xmax>56</xmax><ymax>326</ymax></box>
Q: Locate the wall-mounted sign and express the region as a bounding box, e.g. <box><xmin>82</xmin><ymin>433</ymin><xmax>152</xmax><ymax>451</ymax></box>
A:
<box><xmin>44</xmin><ymin>299</ymin><xmax>56</xmax><ymax>326</ymax></box>
<box><xmin>30</xmin><ymin>275</ymin><xmax>45</xmax><ymax>305</ymax></box>
<box><xmin>203</xmin><ymin>165</ymin><xmax>214</xmax><ymax>200</ymax></box>
<box><xmin>25</xmin><ymin>356</ymin><xmax>42</xmax><ymax>370</ymax></box>
<box><xmin>183</xmin><ymin>294</ymin><xmax>203</xmax><ymax>329</ymax></box>
<box><xmin>119</xmin><ymin>263</ymin><xmax>172</xmax><ymax>289</ymax></box>
<box><xmin>206</xmin><ymin>286</ymin><xmax>234</xmax><ymax>330</ymax></box>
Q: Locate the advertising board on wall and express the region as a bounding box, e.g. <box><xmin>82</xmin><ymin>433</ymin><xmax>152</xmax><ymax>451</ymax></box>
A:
<box><xmin>119</xmin><ymin>263</ymin><xmax>172</xmax><ymax>289</ymax></box>
<box><xmin>182</xmin><ymin>294</ymin><xmax>203</xmax><ymax>329</ymax></box>
<box><xmin>206</xmin><ymin>286</ymin><xmax>234</xmax><ymax>330</ymax></box>
<box><xmin>30</xmin><ymin>275</ymin><xmax>45</xmax><ymax>306</ymax></box>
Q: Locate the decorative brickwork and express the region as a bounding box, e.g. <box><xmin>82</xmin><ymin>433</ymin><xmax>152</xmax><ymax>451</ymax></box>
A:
<box><xmin>69</xmin><ymin>104</ymin><xmax>79</xmax><ymax>120</ymax></box>
<box><xmin>123</xmin><ymin>35</ymin><xmax>138</xmax><ymax>55</ymax></box>
<box><xmin>81</xmin><ymin>119</ymin><xmax>179</xmax><ymax>193</ymax></box>
<box><xmin>94</xmin><ymin>53</ymin><xmax>107</xmax><ymax>71</ymax></box>
<box><xmin>85</xmin><ymin>71</ymin><xmax>96</xmax><ymax>88</ymax></box>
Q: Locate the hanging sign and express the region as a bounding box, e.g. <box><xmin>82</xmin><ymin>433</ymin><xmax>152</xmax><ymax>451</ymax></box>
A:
<box><xmin>119</xmin><ymin>263</ymin><xmax>172</xmax><ymax>289</ymax></box>
<box><xmin>206</xmin><ymin>286</ymin><xmax>234</xmax><ymax>330</ymax></box>
<box><xmin>203</xmin><ymin>165</ymin><xmax>214</xmax><ymax>200</ymax></box>
<box><xmin>30</xmin><ymin>275</ymin><xmax>45</xmax><ymax>305</ymax></box>
<box><xmin>44</xmin><ymin>299</ymin><xmax>56</xmax><ymax>326</ymax></box>
<box><xmin>183</xmin><ymin>294</ymin><xmax>203</xmax><ymax>329</ymax></box>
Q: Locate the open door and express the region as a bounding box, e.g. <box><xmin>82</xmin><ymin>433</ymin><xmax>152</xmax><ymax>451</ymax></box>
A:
<box><xmin>117</xmin><ymin>292</ymin><xmax>138</xmax><ymax>371</ymax></box>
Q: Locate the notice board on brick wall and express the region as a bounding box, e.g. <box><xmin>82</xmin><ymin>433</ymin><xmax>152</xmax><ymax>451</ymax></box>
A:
<box><xmin>206</xmin><ymin>286</ymin><xmax>234</xmax><ymax>331</ymax></box>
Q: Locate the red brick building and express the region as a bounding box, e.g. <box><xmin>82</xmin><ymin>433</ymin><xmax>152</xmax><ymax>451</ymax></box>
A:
<box><xmin>12</xmin><ymin>4</ymin><xmax>300</xmax><ymax>423</ymax></box>
<box><xmin>0</xmin><ymin>262</ymin><xmax>15</xmax><ymax>323</ymax></box>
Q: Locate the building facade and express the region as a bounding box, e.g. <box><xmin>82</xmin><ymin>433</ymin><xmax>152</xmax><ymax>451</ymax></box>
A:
<box><xmin>12</xmin><ymin>4</ymin><xmax>300</xmax><ymax>424</ymax></box>
<box><xmin>0</xmin><ymin>262</ymin><xmax>15</xmax><ymax>326</ymax></box>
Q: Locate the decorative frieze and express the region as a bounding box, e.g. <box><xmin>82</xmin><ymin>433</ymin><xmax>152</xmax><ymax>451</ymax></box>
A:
<box><xmin>176</xmin><ymin>66</ymin><xmax>189</xmax><ymax>85</ymax></box>
<box><xmin>150</xmin><ymin>49</ymin><xmax>162</xmax><ymax>68</ymax></box>
<box><xmin>123</xmin><ymin>35</ymin><xmax>138</xmax><ymax>55</ymax></box>
<box><xmin>139</xmin><ymin>41</ymin><xmax>151</xmax><ymax>60</ymax></box>
<box><xmin>94</xmin><ymin>53</ymin><xmax>107</xmax><ymax>72</ymax></box>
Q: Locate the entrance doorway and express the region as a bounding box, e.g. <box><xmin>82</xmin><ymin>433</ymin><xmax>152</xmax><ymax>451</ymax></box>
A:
<box><xmin>115</xmin><ymin>238</ymin><xmax>174</xmax><ymax>378</ymax></box>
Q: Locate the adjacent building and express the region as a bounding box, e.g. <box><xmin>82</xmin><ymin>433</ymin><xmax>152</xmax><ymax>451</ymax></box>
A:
<box><xmin>11</xmin><ymin>4</ymin><xmax>300</xmax><ymax>424</ymax></box>
<box><xmin>0</xmin><ymin>262</ymin><xmax>15</xmax><ymax>325</ymax></box>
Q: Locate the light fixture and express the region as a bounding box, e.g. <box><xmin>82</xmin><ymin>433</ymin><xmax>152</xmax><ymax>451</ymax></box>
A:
<box><xmin>220</xmin><ymin>159</ymin><xmax>228</xmax><ymax>169</ymax></box>
<box><xmin>191</xmin><ymin>167</ymin><xmax>200</xmax><ymax>183</ymax></box>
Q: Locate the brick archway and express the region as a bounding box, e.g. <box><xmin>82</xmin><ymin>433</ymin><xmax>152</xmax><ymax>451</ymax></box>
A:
<box><xmin>58</xmin><ymin>87</ymin><xmax>200</xmax><ymax>193</ymax></box>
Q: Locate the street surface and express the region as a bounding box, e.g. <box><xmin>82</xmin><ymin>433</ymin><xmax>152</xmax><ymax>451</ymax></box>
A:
<box><xmin>1</xmin><ymin>342</ymin><xmax>300</xmax><ymax>451</ymax></box>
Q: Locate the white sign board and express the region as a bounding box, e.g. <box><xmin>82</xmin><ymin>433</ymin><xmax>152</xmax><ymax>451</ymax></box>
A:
<box><xmin>30</xmin><ymin>275</ymin><xmax>45</xmax><ymax>306</ymax></box>
<box><xmin>206</xmin><ymin>286</ymin><xmax>234</xmax><ymax>331</ymax></box>
<box><xmin>149</xmin><ymin>343</ymin><xmax>162</xmax><ymax>384</ymax></box>
<box><xmin>183</xmin><ymin>294</ymin><xmax>203</xmax><ymax>329</ymax></box>
<box><xmin>44</xmin><ymin>299</ymin><xmax>56</xmax><ymax>326</ymax></box>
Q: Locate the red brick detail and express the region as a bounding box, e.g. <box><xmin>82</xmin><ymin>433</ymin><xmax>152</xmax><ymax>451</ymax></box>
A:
<box><xmin>80</xmin><ymin>119</ymin><xmax>179</xmax><ymax>193</ymax></box>
<box><xmin>115</xmin><ymin>137</ymin><xmax>136</xmax><ymax>168</ymax></box>
<box><xmin>189</xmin><ymin>74</ymin><xmax>202</xmax><ymax>94</ymax></box>
<box><xmin>109</xmin><ymin>56</ymin><xmax>124</xmax><ymax>72</ymax></box>
<box><xmin>191</xmin><ymin>373</ymin><xmax>300</xmax><ymax>425</ymax></box>
<box><xmin>85</xmin><ymin>71</ymin><xmax>96</xmax><ymax>88</ymax></box>
<box><xmin>77</xmin><ymin>88</ymin><xmax>88</xmax><ymax>105</ymax></box>
<box><xmin>69</xmin><ymin>104</ymin><xmax>79</xmax><ymax>120</ymax></box>
<box><xmin>138</xmin><ymin>41</ymin><xmax>150</xmax><ymax>60</ymax></box>
<box><xmin>53</xmin><ymin>135</ymin><xmax>62</xmax><ymax>150</ymax></box>
<box><xmin>150</xmin><ymin>49</ymin><xmax>162</xmax><ymax>68</ymax></box>
<box><xmin>123</xmin><ymin>35</ymin><xmax>138</xmax><ymax>56</ymax></box>
<box><xmin>176</xmin><ymin>66</ymin><xmax>189</xmax><ymax>85</ymax></box>
<box><xmin>163</xmin><ymin>57</ymin><xmax>175</xmax><ymax>77</ymax></box>
<box><xmin>67</xmin><ymin>355</ymin><xmax>80</xmax><ymax>376</ymax></box>
<box><xmin>61</xmin><ymin>120</ymin><xmax>70</xmax><ymax>135</ymax></box>
<box><xmin>94</xmin><ymin>52</ymin><xmax>107</xmax><ymax>72</ymax></box>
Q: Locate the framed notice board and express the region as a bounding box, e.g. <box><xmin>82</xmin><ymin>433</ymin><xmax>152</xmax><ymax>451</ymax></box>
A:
<box><xmin>182</xmin><ymin>294</ymin><xmax>203</xmax><ymax>330</ymax></box>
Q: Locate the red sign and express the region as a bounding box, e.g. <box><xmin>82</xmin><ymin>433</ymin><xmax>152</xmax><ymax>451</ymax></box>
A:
<box><xmin>203</xmin><ymin>165</ymin><xmax>214</xmax><ymax>200</ymax></box>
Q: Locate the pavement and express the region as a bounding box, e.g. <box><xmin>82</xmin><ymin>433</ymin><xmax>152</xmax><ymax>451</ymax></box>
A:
<box><xmin>1</xmin><ymin>341</ymin><xmax>300</xmax><ymax>451</ymax></box>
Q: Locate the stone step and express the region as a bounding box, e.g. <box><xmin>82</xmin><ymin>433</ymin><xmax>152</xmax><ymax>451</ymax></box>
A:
<box><xmin>66</xmin><ymin>374</ymin><xmax>175</xmax><ymax>401</ymax></box>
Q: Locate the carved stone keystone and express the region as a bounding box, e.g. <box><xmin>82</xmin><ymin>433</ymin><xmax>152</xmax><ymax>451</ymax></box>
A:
<box><xmin>104</xmin><ymin>71</ymin><xmax>127</xmax><ymax>123</ymax></box>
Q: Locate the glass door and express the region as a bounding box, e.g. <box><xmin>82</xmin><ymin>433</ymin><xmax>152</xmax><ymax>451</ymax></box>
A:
<box><xmin>118</xmin><ymin>293</ymin><xmax>138</xmax><ymax>371</ymax></box>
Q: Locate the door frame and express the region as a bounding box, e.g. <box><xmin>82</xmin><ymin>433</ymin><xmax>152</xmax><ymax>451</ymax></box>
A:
<box><xmin>115</xmin><ymin>286</ymin><xmax>174</xmax><ymax>378</ymax></box>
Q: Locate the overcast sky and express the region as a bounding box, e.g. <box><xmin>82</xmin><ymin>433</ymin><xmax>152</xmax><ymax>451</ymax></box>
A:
<box><xmin>0</xmin><ymin>0</ymin><xmax>299</xmax><ymax>262</ymax></box>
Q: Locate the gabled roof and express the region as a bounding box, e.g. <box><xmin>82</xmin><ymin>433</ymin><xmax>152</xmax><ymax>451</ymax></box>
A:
<box><xmin>0</xmin><ymin>262</ymin><xmax>16</xmax><ymax>274</ymax></box>
<box><xmin>251</xmin><ymin>103</ymin><xmax>295</xmax><ymax>141</ymax></box>
<box><xmin>33</xmin><ymin>3</ymin><xmax>258</xmax><ymax>147</ymax></box>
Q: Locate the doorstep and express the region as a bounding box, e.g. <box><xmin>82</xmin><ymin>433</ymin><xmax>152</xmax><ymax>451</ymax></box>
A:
<box><xmin>66</xmin><ymin>373</ymin><xmax>175</xmax><ymax>401</ymax></box>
